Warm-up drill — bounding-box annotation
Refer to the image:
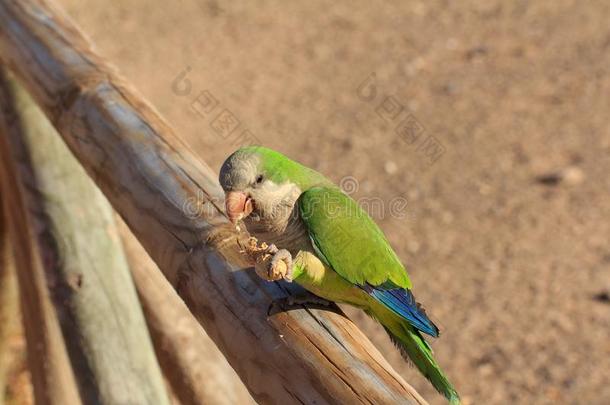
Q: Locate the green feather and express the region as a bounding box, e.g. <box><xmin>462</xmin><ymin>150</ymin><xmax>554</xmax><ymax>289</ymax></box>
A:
<box><xmin>367</xmin><ymin>302</ymin><xmax>461</xmax><ymax>404</ymax></box>
<box><xmin>298</xmin><ymin>186</ymin><xmax>412</xmax><ymax>289</ymax></box>
<box><xmin>239</xmin><ymin>146</ymin><xmax>331</xmax><ymax>190</ymax></box>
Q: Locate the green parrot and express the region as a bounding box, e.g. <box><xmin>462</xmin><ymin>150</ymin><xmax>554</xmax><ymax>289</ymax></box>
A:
<box><xmin>219</xmin><ymin>146</ymin><xmax>459</xmax><ymax>404</ymax></box>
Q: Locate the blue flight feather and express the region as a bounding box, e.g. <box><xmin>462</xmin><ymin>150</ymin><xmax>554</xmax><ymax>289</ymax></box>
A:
<box><xmin>366</xmin><ymin>286</ymin><xmax>440</xmax><ymax>338</ymax></box>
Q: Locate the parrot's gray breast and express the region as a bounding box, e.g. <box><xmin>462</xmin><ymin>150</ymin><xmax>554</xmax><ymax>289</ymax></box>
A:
<box><xmin>244</xmin><ymin>187</ymin><xmax>313</xmax><ymax>255</ymax></box>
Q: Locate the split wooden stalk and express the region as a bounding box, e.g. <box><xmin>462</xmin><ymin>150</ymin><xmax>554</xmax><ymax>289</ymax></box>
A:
<box><xmin>0</xmin><ymin>0</ymin><xmax>427</xmax><ymax>403</ymax></box>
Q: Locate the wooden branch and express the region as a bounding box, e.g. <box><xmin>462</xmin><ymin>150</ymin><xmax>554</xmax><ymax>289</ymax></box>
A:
<box><xmin>0</xmin><ymin>69</ymin><xmax>171</xmax><ymax>405</ymax></box>
<box><xmin>119</xmin><ymin>219</ymin><xmax>255</xmax><ymax>405</ymax></box>
<box><xmin>0</xmin><ymin>194</ymin><xmax>19</xmax><ymax>405</ymax></box>
<box><xmin>0</xmin><ymin>1</ymin><xmax>427</xmax><ymax>403</ymax></box>
<box><xmin>0</xmin><ymin>68</ymin><xmax>82</xmax><ymax>405</ymax></box>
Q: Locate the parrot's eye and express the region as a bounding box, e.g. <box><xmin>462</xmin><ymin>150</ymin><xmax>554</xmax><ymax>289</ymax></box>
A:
<box><xmin>255</xmin><ymin>174</ymin><xmax>264</xmax><ymax>185</ymax></box>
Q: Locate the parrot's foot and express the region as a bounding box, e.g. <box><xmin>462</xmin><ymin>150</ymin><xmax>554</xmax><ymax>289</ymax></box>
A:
<box><xmin>255</xmin><ymin>244</ymin><xmax>293</xmax><ymax>282</ymax></box>
<box><xmin>268</xmin><ymin>293</ymin><xmax>335</xmax><ymax>316</ymax></box>
<box><xmin>286</xmin><ymin>294</ymin><xmax>333</xmax><ymax>307</ymax></box>
<box><xmin>240</xmin><ymin>237</ymin><xmax>294</xmax><ymax>282</ymax></box>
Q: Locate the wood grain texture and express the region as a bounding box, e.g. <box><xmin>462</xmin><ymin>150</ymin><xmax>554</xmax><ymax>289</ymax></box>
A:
<box><xmin>119</xmin><ymin>218</ymin><xmax>256</xmax><ymax>405</ymax></box>
<box><xmin>0</xmin><ymin>1</ymin><xmax>427</xmax><ymax>403</ymax></box>
<box><xmin>0</xmin><ymin>70</ymin><xmax>171</xmax><ymax>405</ymax></box>
<box><xmin>0</xmin><ymin>67</ymin><xmax>82</xmax><ymax>405</ymax></box>
<box><xmin>0</xmin><ymin>193</ymin><xmax>19</xmax><ymax>405</ymax></box>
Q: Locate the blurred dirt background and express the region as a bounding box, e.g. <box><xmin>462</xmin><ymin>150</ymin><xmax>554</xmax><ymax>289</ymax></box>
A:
<box><xmin>9</xmin><ymin>1</ymin><xmax>610</xmax><ymax>404</ymax></box>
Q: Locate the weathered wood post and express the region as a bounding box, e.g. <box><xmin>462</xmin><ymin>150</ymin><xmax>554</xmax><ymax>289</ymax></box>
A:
<box><xmin>119</xmin><ymin>219</ymin><xmax>256</xmax><ymax>405</ymax></box>
<box><xmin>0</xmin><ymin>69</ymin><xmax>82</xmax><ymax>405</ymax></box>
<box><xmin>0</xmin><ymin>0</ymin><xmax>428</xmax><ymax>403</ymax></box>
<box><xmin>0</xmin><ymin>68</ymin><xmax>172</xmax><ymax>405</ymax></box>
<box><xmin>0</xmin><ymin>195</ymin><xmax>19</xmax><ymax>405</ymax></box>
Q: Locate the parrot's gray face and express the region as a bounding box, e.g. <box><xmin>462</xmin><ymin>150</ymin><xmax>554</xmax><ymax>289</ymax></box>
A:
<box><xmin>219</xmin><ymin>151</ymin><xmax>299</xmax><ymax>228</ymax></box>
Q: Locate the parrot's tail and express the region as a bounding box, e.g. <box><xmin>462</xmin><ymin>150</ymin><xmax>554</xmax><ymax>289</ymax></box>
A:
<box><xmin>367</xmin><ymin>306</ymin><xmax>460</xmax><ymax>404</ymax></box>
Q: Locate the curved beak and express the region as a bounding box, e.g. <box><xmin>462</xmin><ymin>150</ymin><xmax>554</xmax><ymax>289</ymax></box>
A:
<box><xmin>224</xmin><ymin>191</ymin><xmax>253</xmax><ymax>225</ymax></box>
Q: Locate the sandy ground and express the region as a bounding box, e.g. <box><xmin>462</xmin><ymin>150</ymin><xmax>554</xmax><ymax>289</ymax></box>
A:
<box><xmin>16</xmin><ymin>1</ymin><xmax>607</xmax><ymax>404</ymax></box>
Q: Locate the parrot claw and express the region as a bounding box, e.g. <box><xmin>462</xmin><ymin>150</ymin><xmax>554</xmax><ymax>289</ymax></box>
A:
<box><xmin>286</xmin><ymin>294</ymin><xmax>333</xmax><ymax>307</ymax></box>
<box><xmin>271</xmin><ymin>249</ymin><xmax>293</xmax><ymax>281</ymax></box>
<box><xmin>255</xmin><ymin>247</ymin><xmax>293</xmax><ymax>282</ymax></box>
<box><xmin>268</xmin><ymin>293</ymin><xmax>336</xmax><ymax>316</ymax></box>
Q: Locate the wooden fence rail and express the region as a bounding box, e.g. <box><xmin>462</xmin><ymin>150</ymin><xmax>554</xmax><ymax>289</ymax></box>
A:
<box><xmin>120</xmin><ymin>218</ymin><xmax>256</xmax><ymax>405</ymax></box>
<box><xmin>0</xmin><ymin>69</ymin><xmax>82</xmax><ymax>405</ymax></box>
<box><xmin>0</xmin><ymin>69</ymin><xmax>171</xmax><ymax>405</ymax></box>
<box><xmin>0</xmin><ymin>178</ymin><xmax>20</xmax><ymax>405</ymax></box>
<box><xmin>0</xmin><ymin>0</ymin><xmax>427</xmax><ymax>403</ymax></box>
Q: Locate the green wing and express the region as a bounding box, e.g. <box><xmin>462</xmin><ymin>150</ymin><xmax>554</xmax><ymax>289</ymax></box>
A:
<box><xmin>298</xmin><ymin>186</ymin><xmax>411</xmax><ymax>289</ymax></box>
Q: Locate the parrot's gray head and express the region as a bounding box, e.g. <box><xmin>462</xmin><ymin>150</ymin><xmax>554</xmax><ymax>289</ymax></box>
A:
<box><xmin>219</xmin><ymin>148</ymin><xmax>300</xmax><ymax>226</ymax></box>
